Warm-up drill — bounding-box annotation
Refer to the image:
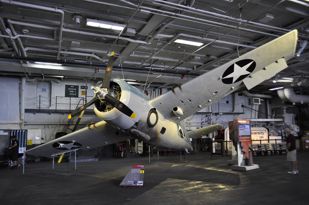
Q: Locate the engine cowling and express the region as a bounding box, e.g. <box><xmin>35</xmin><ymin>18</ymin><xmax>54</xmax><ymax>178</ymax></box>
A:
<box><xmin>93</xmin><ymin>79</ymin><xmax>142</xmax><ymax>129</ymax></box>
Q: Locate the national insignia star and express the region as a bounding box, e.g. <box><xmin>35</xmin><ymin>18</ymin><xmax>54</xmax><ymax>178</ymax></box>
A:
<box><xmin>223</xmin><ymin>61</ymin><xmax>254</xmax><ymax>83</ymax></box>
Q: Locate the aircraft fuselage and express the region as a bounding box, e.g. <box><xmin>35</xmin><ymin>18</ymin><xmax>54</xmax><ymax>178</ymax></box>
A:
<box><xmin>93</xmin><ymin>79</ymin><xmax>193</xmax><ymax>151</ymax></box>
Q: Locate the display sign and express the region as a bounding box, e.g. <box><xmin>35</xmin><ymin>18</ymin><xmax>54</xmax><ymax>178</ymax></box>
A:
<box><xmin>251</xmin><ymin>127</ymin><xmax>268</xmax><ymax>144</ymax></box>
<box><xmin>65</xmin><ymin>85</ymin><xmax>79</xmax><ymax>97</ymax></box>
<box><xmin>80</xmin><ymin>85</ymin><xmax>88</xmax><ymax>89</ymax></box>
<box><xmin>238</xmin><ymin>124</ymin><xmax>251</xmax><ymax>136</ymax></box>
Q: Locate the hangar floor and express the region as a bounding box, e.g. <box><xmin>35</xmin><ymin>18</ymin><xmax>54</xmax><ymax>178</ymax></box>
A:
<box><xmin>0</xmin><ymin>152</ymin><xmax>308</xmax><ymax>205</ymax></box>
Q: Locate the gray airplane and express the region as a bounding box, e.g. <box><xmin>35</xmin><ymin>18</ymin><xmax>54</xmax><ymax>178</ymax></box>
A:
<box><xmin>27</xmin><ymin>30</ymin><xmax>298</xmax><ymax>157</ymax></box>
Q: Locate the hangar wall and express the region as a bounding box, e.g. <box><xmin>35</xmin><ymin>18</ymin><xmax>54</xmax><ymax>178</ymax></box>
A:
<box><xmin>0</xmin><ymin>77</ymin><xmax>20</xmax><ymax>128</ymax></box>
<box><xmin>0</xmin><ymin>76</ymin><xmax>276</xmax><ymax>143</ymax></box>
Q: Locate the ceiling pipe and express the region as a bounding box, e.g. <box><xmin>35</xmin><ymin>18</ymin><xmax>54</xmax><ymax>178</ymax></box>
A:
<box><xmin>119</xmin><ymin>0</ymin><xmax>279</xmax><ymax>37</ymax></box>
<box><xmin>7</xmin><ymin>19</ymin><xmax>56</xmax><ymax>30</ymax></box>
<box><xmin>63</xmin><ymin>28</ymin><xmax>149</xmax><ymax>44</ymax></box>
<box><xmin>152</xmin><ymin>0</ymin><xmax>290</xmax><ymax>34</ymax></box>
<box><xmin>25</xmin><ymin>46</ymin><xmax>196</xmax><ymax>69</ymax></box>
<box><xmin>0</xmin><ymin>56</ymin><xmax>198</xmax><ymax>76</ymax></box>
<box><xmin>0</xmin><ymin>33</ymin><xmax>54</xmax><ymax>41</ymax></box>
<box><xmin>138</xmin><ymin>46</ymin><xmax>205</xmax><ymax>57</ymax></box>
<box><xmin>83</xmin><ymin>0</ymin><xmax>278</xmax><ymax>37</ymax></box>
<box><xmin>84</xmin><ymin>0</ymin><xmax>283</xmax><ymax>39</ymax></box>
<box><xmin>1</xmin><ymin>0</ymin><xmax>64</xmax><ymax>60</ymax></box>
<box><xmin>7</xmin><ymin>22</ymin><xmax>27</xmax><ymax>57</ymax></box>
<box><xmin>277</xmin><ymin>89</ymin><xmax>288</xmax><ymax>101</ymax></box>
<box><xmin>24</xmin><ymin>47</ymin><xmax>195</xmax><ymax>70</ymax></box>
<box><xmin>278</xmin><ymin>88</ymin><xmax>309</xmax><ymax>104</ymax></box>
<box><xmin>296</xmin><ymin>40</ymin><xmax>308</xmax><ymax>57</ymax></box>
<box><xmin>242</xmin><ymin>91</ymin><xmax>272</xmax><ymax>99</ymax></box>
<box><xmin>140</xmin><ymin>32</ymin><xmax>255</xmax><ymax>69</ymax></box>
<box><xmin>179</xmin><ymin>33</ymin><xmax>256</xmax><ymax>49</ymax></box>
<box><xmin>169</xmin><ymin>23</ymin><xmax>254</xmax><ymax>43</ymax></box>
<box><xmin>6</xmin><ymin>19</ymin><xmax>149</xmax><ymax>44</ymax></box>
<box><xmin>142</xmin><ymin>32</ymin><xmax>252</xmax><ymax>65</ymax></box>
<box><xmin>24</xmin><ymin>47</ymin><xmax>106</xmax><ymax>63</ymax></box>
<box><xmin>82</xmin><ymin>0</ymin><xmax>308</xmax><ymax>39</ymax></box>
<box><xmin>0</xmin><ymin>18</ymin><xmax>19</xmax><ymax>56</ymax></box>
<box><xmin>130</xmin><ymin>53</ymin><xmax>204</xmax><ymax>65</ymax></box>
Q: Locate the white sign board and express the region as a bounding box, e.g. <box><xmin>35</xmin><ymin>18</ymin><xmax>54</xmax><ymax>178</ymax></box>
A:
<box><xmin>251</xmin><ymin>127</ymin><xmax>268</xmax><ymax>144</ymax></box>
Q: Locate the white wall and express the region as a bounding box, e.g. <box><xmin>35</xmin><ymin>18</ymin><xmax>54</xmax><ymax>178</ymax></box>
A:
<box><xmin>0</xmin><ymin>77</ymin><xmax>20</xmax><ymax>125</ymax></box>
<box><xmin>24</xmin><ymin>79</ymin><xmax>95</xmax><ymax>110</ymax></box>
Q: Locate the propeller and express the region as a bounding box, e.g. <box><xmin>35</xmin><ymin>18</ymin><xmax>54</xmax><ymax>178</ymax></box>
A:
<box><xmin>102</xmin><ymin>51</ymin><xmax>118</xmax><ymax>89</ymax></box>
<box><xmin>68</xmin><ymin>51</ymin><xmax>137</xmax><ymax>124</ymax></box>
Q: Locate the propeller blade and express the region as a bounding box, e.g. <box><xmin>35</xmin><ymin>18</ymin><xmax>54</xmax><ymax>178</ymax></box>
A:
<box><xmin>69</xmin><ymin>97</ymin><xmax>97</xmax><ymax>118</ymax></box>
<box><xmin>102</xmin><ymin>51</ymin><xmax>118</xmax><ymax>89</ymax></box>
<box><xmin>104</xmin><ymin>94</ymin><xmax>137</xmax><ymax>119</ymax></box>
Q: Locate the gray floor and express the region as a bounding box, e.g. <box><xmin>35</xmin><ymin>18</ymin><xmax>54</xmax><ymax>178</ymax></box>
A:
<box><xmin>0</xmin><ymin>152</ymin><xmax>308</xmax><ymax>205</ymax></box>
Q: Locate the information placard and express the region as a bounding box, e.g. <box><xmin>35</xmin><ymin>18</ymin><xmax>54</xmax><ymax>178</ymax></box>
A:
<box><xmin>65</xmin><ymin>85</ymin><xmax>79</xmax><ymax>97</ymax></box>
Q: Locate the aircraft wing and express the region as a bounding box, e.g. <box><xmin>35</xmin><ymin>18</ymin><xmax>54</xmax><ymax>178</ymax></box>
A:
<box><xmin>150</xmin><ymin>30</ymin><xmax>298</xmax><ymax>122</ymax></box>
<box><xmin>26</xmin><ymin>121</ymin><xmax>127</xmax><ymax>158</ymax></box>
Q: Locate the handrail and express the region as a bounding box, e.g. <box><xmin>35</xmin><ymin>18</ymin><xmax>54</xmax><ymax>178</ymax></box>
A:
<box><xmin>51</xmin><ymin>148</ymin><xmax>79</xmax><ymax>171</ymax></box>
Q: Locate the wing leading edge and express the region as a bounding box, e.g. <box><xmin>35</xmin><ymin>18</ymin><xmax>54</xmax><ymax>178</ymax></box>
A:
<box><xmin>26</xmin><ymin>121</ymin><xmax>127</xmax><ymax>157</ymax></box>
<box><xmin>150</xmin><ymin>30</ymin><xmax>298</xmax><ymax>122</ymax></box>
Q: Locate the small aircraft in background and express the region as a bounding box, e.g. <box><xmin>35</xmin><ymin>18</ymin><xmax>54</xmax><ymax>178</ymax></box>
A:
<box><xmin>27</xmin><ymin>30</ymin><xmax>298</xmax><ymax>157</ymax></box>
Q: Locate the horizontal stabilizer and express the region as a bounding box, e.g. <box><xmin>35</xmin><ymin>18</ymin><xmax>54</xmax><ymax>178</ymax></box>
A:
<box><xmin>186</xmin><ymin>124</ymin><xmax>223</xmax><ymax>139</ymax></box>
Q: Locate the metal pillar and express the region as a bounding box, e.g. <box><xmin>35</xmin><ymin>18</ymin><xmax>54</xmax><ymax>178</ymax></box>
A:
<box><xmin>22</xmin><ymin>152</ymin><xmax>25</xmax><ymax>175</ymax></box>
<box><xmin>52</xmin><ymin>156</ymin><xmax>55</xmax><ymax>169</ymax></box>
<box><xmin>148</xmin><ymin>145</ymin><xmax>151</xmax><ymax>164</ymax></box>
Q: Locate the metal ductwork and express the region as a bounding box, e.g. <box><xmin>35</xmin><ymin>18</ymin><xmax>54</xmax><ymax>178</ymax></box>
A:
<box><xmin>242</xmin><ymin>91</ymin><xmax>272</xmax><ymax>99</ymax></box>
<box><xmin>277</xmin><ymin>88</ymin><xmax>309</xmax><ymax>104</ymax></box>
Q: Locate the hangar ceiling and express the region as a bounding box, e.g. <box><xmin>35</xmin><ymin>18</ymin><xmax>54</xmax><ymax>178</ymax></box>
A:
<box><xmin>0</xmin><ymin>0</ymin><xmax>308</xmax><ymax>92</ymax></box>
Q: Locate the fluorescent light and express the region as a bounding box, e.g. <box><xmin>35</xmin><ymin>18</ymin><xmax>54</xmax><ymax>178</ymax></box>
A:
<box><xmin>269</xmin><ymin>86</ymin><xmax>284</xmax><ymax>91</ymax></box>
<box><xmin>32</xmin><ymin>62</ymin><xmax>64</xmax><ymax>70</ymax></box>
<box><xmin>282</xmin><ymin>77</ymin><xmax>293</xmax><ymax>80</ymax></box>
<box><xmin>127</xmin><ymin>81</ymin><xmax>141</xmax><ymax>85</ymax></box>
<box><xmin>125</xmin><ymin>79</ymin><xmax>137</xmax><ymax>82</ymax></box>
<box><xmin>174</xmin><ymin>39</ymin><xmax>203</xmax><ymax>47</ymax></box>
<box><xmin>86</xmin><ymin>19</ymin><xmax>125</xmax><ymax>31</ymax></box>
<box><xmin>34</xmin><ymin>61</ymin><xmax>62</xmax><ymax>66</ymax></box>
<box><xmin>273</xmin><ymin>77</ymin><xmax>293</xmax><ymax>83</ymax></box>
<box><xmin>276</xmin><ymin>79</ymin><xmax>293</xmax><ymax>83</ymax></box>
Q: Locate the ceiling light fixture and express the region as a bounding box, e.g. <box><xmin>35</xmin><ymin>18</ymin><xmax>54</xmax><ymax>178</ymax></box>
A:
<box><xmin>273</xmin><ymin>77</ymin><xmax>294</xmax><ymax>83</ymax></box>
<box><xmin>86</xmin><ymin>19</ymin><xmax>125</xmax><ymax>31</ymax></box>
<box><xmin>174</xmin><ymin>39</ymin><xmax>203</xmax><ymax>47</ymax></box>
<box><xmin>269</xmin><ymin>86</ymin><xmax>284</xmax><ymax>91</ymax></box>
<box><xmin>32</xmin><ymin>62</ymin><xmax>64</xmax><ymax>70</ymax></box>
<box><xmin>34</xmin><ymin>62</ymin><xmax>62</xmax><ymax>66</ymax></box>
<box><xmin>288</xmin><ymin>0</ymin><xmax>309</xmax><ymax>7</ymax></box>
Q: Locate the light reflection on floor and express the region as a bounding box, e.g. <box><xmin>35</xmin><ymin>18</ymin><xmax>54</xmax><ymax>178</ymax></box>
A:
<box><xmin>161</xmin><ymin>178</ymin><xmax>234</xmax><ymax>194</ymax></box>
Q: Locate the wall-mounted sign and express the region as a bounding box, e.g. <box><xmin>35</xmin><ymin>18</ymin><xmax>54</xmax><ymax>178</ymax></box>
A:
<box><xmin>80</xmin><ymin>85</ymin><xmax>88</xmax><ymax>89</ymax></box>
<box><xmin>251</xmin><ymin>127</ymin><xmax>268</xmax><ymax>144</ymax></box>
<box><xmin>65</xmin><ymin>85</ymin><xmax>79</xmax><ymax>98</ymax></box>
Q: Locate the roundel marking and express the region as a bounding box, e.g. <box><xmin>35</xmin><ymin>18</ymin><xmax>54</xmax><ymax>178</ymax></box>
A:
<box><xmin>221</xmin><ymin>59</ymin><xmax>256</xmax><ymax>84</ymax></box>
<box><xmin>147</xmin><ymin>108</ymin><xmax>158</xmax><ymax>128</ymax></box>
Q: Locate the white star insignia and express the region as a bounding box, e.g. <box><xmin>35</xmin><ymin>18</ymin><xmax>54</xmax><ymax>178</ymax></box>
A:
<box><xmin>223</xmin><ymin>61</ymin><xmax>254</xmax><ymax>83</ymax></box>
